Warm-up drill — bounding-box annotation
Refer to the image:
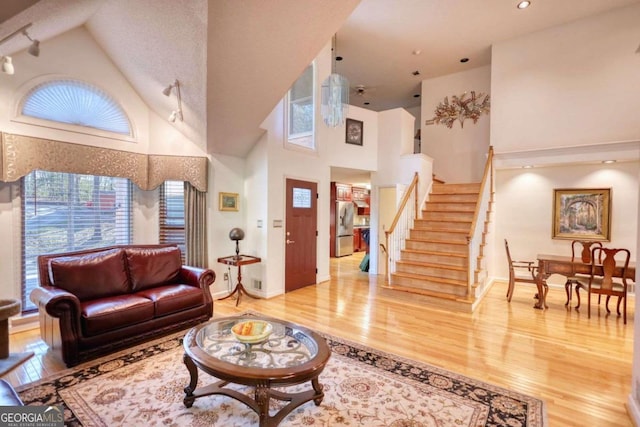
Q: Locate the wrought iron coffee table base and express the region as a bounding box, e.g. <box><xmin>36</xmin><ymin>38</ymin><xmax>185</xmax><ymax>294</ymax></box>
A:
<box><xmin>183</xmin><ymin>353</ymin><xmax>325</xmax><ymax>427</ymax></box>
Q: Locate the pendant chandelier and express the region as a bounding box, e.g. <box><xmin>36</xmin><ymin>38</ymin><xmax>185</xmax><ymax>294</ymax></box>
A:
<box><xmin>321</xmin><ymin>35</ymin><xmax>349</xmax><ymax>127</ymax></box>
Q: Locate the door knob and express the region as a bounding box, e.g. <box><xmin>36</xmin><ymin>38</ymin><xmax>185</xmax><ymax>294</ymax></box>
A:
<box><xmin>286</xmin><ymin>239</ymin><xmax>295</xmax><ymax>244</ymax></box>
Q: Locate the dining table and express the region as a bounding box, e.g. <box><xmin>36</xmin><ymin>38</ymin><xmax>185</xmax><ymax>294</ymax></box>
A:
<box><xmin>534</xmin><ymin>254</ymin><xmax>636</xmax><ymax>309</ymax></box>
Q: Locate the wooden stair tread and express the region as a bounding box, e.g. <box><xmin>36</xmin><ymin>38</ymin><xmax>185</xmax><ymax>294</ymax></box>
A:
<box><xmin>402</xmin><ymin>249</ymin><xmax>467</xmax><ymax>258</ymax></box>
<box><xmin>391</xmin><ymin>271</ymin><xmax>466</xmax><ymax>286</ymax></box>
<box><xmin>413</xmin><ymin>226</ymin><xmax>470</xmax><ymax>233</ymax></box>
<box><xmin>396</xmin><ymin>260</ymin><xmax>466</xmax><ymax>272</ymax></box>
<box><xmin>427</xmin><ymin>201</ymin><xmax>477</xmax><ymax>204</ymax></box>
<box><xmin>406</xmin><ymin>238</ymin><xmax>466</xmax><ymax>245</ymax></box>
<box><xmin>381</xmin><ymin>284</ymin><xmax>475</xmax><ymax>303</ymax></box>
<box><xmin>413</xmin><ymin>228</ymin><xmax>468</xmax><ymax>233</ymax></box>
<box><xmin>416</xmin><ymin>218</ymin><xmax>472</xmax><ymax>223</ymax></box>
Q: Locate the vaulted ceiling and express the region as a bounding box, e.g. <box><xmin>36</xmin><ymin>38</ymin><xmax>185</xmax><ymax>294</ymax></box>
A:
<box><xmin>0</xmin><ymin>0</ymin><xmax>359</xmax><ymax>157</ymax></box>
<box><xmin>2</xmin><ymin>0</ymin><xmax>637</xmax><ymax>158</ymax></box>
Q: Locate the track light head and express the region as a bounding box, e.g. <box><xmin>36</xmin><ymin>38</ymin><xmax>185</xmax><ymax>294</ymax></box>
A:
<box><xmin>162</xmin><ymin>84</ymin><xmax>173</xmax><ymax>96</ymax></box>
<box><xmin>2</xmin><ymin>56</ymin><xmax>14</xmax><ymax>75</ymax></box>
<box><xmin>168</xmin><ymin>109</ymin><xmax>183</xmax><ymax>123</ymax></box>
<box><xmin>28</xmin><ymin>39</ymin><xmax>40</xmax><ymax>57</ymax></box>
<box><xmin>164</xmin><ymin>79</ymin><xmax>183</xmax><ymax>123</ymax></box>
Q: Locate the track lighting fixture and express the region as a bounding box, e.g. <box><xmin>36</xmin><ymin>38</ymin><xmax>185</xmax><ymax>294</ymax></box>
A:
<box><xmin>163</xmin><ymin>79</ymin><xmax>184</xmax><ymax>122</ymax></box>
<box><xmin>24</xmin><ymin>32</ymin><xmax>40</xmax><ymax>57</ymax></box>
<box><xmin>0</xmin><ymin>23</ymin><xmax>41</xmax><ymax>75</ymax></box>
<box><xmin>1</xmin><ymin>56</ymin><xmax>14</xmax><ymax>75</ymax></box>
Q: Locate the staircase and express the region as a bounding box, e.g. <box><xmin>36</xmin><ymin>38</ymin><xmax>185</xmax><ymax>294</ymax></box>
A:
<box><xmin>382</xmin><ymin>182</ymin><xmax>492</xmax><ymax>312</ymax></box>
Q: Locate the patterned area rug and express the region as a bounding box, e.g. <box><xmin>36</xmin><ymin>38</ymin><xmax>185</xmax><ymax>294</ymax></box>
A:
<box><xmin>17</xmin><ymin>322</ymin><xmax>546</xmax><ymax>426</ymax></box>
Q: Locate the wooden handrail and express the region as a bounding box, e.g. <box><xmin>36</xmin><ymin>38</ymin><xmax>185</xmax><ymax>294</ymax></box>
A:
<box><xmin>385</xmin><ymin>172</ymin><xmax>419</xmax><ymax>235</ymax></box>
<box><xmin>467</xmin><ymin>146</ymin><xmax>494</xmax><ymax>240</ymax></box>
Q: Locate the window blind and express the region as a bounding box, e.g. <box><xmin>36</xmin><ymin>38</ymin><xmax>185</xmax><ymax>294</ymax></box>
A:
<box><xmin>159</xmin><ymin>181</ymin><xmax>186</xmax><ymax>262</ymax></box>
<box><xmin>21</xmin><ymin>171</ymin><xmax>132</xmax><ymax>313</ymax></box>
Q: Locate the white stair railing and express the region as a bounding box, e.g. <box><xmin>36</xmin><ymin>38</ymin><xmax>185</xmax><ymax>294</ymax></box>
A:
<box><xmin>466</xmin><ymin>146</ymin><xmax>494</xmax><ymax>295</ymax></box>
<box><xmin>384</xmin><ymin>172</ymin><xmax>419</xmax><ymax>283</ymax></box>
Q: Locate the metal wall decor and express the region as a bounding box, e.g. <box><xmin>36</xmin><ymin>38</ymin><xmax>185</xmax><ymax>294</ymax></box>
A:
<box><xmin>425</xmin><ymin>91</ymin><xmax>490</xmax><ymax>129</ymax></box>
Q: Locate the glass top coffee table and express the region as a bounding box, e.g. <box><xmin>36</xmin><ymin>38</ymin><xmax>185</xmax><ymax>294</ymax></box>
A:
<box><xmin>182</xmin><ymin>316</ymin><xmax>331</xmax><ymax>427</ymax></box>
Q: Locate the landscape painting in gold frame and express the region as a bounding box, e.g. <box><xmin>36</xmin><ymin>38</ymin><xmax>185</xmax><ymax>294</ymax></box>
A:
<box><xmin>219</xmin><ymin>192</ymin><xmax>239</xmax><ymax>212</ymax></box>
<box><xmin>552</xmin><ymin>188</ymin><xmax>611</xmax><ymax>241</ymax></box>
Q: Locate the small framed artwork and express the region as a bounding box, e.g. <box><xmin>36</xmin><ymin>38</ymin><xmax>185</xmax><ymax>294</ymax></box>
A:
<box><xmin>219</xmin><ymin>192</ymin><xmax>239</xmax><ymax>212</ymax></box>
<box><xmin>552</xmin><ymin>188</ymin><xmax>611</xmax><ymax>241</ymax></box>
<box><xmin>345</xmin><ymin>118</ymin><xmax>363</xmax><ymax>146</ymax></box>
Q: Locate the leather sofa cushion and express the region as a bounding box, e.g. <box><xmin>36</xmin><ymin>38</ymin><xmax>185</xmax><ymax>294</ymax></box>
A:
<box><xmin>48</xmin><ymin>248</ymin><xmax>130</xmax><ymax>301</ymax></box>
<box><xmin>136</xmin><ymin>285</ymin><xmax>204</xmax><ymax>317</ymax></box>
<box><xmin>126</xmin><ymin>246</ymin><xmax>182</xmax><ymax>291</ymax></box>
<box><xmin>81</xmin><ymin>294</ymin><xmax>155</xmax><ymax>336</ymax></box>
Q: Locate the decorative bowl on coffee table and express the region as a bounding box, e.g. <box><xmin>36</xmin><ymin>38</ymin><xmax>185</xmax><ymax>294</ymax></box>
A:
<box><xmin>231</xmin><ymin>320</ymin><xmax>273</xmax><ymax>343</ymax></box>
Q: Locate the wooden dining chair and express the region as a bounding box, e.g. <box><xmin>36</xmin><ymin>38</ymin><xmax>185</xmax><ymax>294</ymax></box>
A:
<box><xmin>564</xmin><ymin>240</ymin><xmax>602</xmax><ymax>306</ymax></box>
<box><xmin>577</xmin><ymin>247</ymin><xmax>631</xmax><ymax>324</ymax></box>
<box><xmin>504</xmin><ymin>239</ymin><xmax>540</xmax><ymax>302</ymax></box>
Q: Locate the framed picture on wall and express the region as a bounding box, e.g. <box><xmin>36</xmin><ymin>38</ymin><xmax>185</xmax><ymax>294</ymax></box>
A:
<box><xmin>219</xmin><ymin>192</ymin><xmax>239</xmax><ymax>211</ymax></box>
<box><xmin>345</xmin><ymin>118</ymin><xmax>363</xmax><ymax>146</ymax></box>
<box><xmin>552</xmin><ymin>188</ymin><xmax>611</xmax><ymax>241</ymax></box>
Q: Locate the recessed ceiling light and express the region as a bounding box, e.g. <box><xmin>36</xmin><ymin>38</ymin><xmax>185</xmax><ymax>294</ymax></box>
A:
<box><xmin>413</xmin><ymin>94</ymin><xmax>420</xmax><ymax>98</ymax></box>
<box><xmin>412</xmin><ymin>70</ymin><xmax>420</xmax><ymax>76</ymax></box>
<box><xmin>523</xmin><ymin>165</ymin><xmax>533</xmax><ymax>169</ymax></box>
<box><xmin>602</xmin><ymin>160</ymin><xmax>617</xmax><ymax>164</ymax></box>
<box><xmin>460</xmin><ymin>58</ymin><xmax>469</xmax><ymax>63</ymax></box>
<box><xmin>363</xmin><ymin>102</ymin><xmax>370</xmax><ymax>105</ymax></box>
<box><xmin>412</xmin><ymin>49</ymin><xmax>421</xmax><ymax>55</ymax></box>
<box><xmin>335</xmin><ymin>56</ymin><xmax>343</xmax><ymax>61</ymax></box>
<box><xmin>517</xmin><ymin>1</ymin><xmax>531</xmax><ymax>9</ymax></box>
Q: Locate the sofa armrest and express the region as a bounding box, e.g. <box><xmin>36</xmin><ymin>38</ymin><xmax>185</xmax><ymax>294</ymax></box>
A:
<box><xmin>30</xmin><ymin>285</ymin><xmax>82</xmax><ymax>317</ymax></box>
<box><xmin>30</xmin><ymin>286</ymin><xmax>83</xmax><ymax>367</ymax></box>
<box><xmin>178</xmin><ymin>266</ymin><xmax>216</xmax><ymax>289</ymax></box>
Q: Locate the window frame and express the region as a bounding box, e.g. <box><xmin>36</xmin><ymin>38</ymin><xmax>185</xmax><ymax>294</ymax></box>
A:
<box><xmin>12</xmin><ymin>76</ymin><xmax>136</xmax><ymax>143</ymax></box>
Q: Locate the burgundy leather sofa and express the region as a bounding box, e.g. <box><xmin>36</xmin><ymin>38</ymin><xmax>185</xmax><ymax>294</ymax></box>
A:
<box><xmin>30</xmin><ymin>244</ymin><xmax>215</xmax><ymax>367</ymax></box>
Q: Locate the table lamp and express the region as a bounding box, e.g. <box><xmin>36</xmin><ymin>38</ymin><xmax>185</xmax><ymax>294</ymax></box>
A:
<box><xmin>229</xmin><ymin>227</ymin><xmax>245</xmax><ymax>260</ymax></box>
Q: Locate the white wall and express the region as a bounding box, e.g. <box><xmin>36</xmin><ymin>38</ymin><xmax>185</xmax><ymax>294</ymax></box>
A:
<box><xmin>421</xmin><ymin>65</ymin><xmax>491</xmax><ymax>184</ymax></box>
<box><xmin>207</xmin><ymin>153</ymin><xmax>246</xmax><ymax>297</ymax></box>
<box><xmin>491</xmin><ymin>4</ymin><xmax>640</xmax><ymax>154</ymax></box>
<box><xmin>492</xmin><ymin>161</ymin><xmax>639</xmax><ymax>282</ymax></box>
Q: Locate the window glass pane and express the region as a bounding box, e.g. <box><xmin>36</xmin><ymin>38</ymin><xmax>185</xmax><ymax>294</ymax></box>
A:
<box><xmin>22</xmin><ymin>171</ymin><xmax>132</xmax><ymax>313</ymax></box>
<box><xmin>22</xmin><ymin>80</ymin><xmax>131</xmax><ymax>135</ymax></box>
<box><xmin>292</xmin><ymin>188</ymin><xmax>312</xmax><ymax>208</ymax></box>
<box><xmin>289</xmin><ymin>98</ymin><xmax>313</xmax><ymax>135</ymax></box>
<box><xmin>290</xmin><ymin>66</ymin><xmax>313</xmax><ymax>101</ymax></box>
<box><xmin>287</xmin><ymin>63</ymin><xmax>315</xmax><ymax>148</ymax></box>
<box><xmin>160</xmin><ymin>181</ymin><xmax>185</xmax><ymax>260</ymax></box>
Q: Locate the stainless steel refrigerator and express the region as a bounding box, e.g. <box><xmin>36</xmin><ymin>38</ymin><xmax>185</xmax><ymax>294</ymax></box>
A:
<box><xmin>335</xmin><ymin>200</ymin><xmax>354</xmax><ymax>257</ymax></box>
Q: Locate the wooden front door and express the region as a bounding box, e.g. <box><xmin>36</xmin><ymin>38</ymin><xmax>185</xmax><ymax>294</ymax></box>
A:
<box><xmin>285</xmin><ymin>178</ymin><xmax>317</xmax><ymax>292</ymax></box>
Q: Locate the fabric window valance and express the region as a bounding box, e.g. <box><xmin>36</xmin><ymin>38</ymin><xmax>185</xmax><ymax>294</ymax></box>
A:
<box><xmin>0</xmin><ymin>133</ymin><xmax>207</xmax><ymax>192</ymax></box>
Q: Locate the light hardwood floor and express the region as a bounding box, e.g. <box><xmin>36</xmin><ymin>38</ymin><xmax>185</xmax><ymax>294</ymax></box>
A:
<box><xmin>5</xmin><ymin>252</ymin><xmax>635</xmax><ymax>426</ymax></box>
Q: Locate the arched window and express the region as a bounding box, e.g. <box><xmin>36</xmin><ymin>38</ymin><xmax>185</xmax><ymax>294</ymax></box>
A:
<box><xmin>21</xmin><ymin>79</ymin><xmax>132</xmax><ymax>135</ymax></box>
